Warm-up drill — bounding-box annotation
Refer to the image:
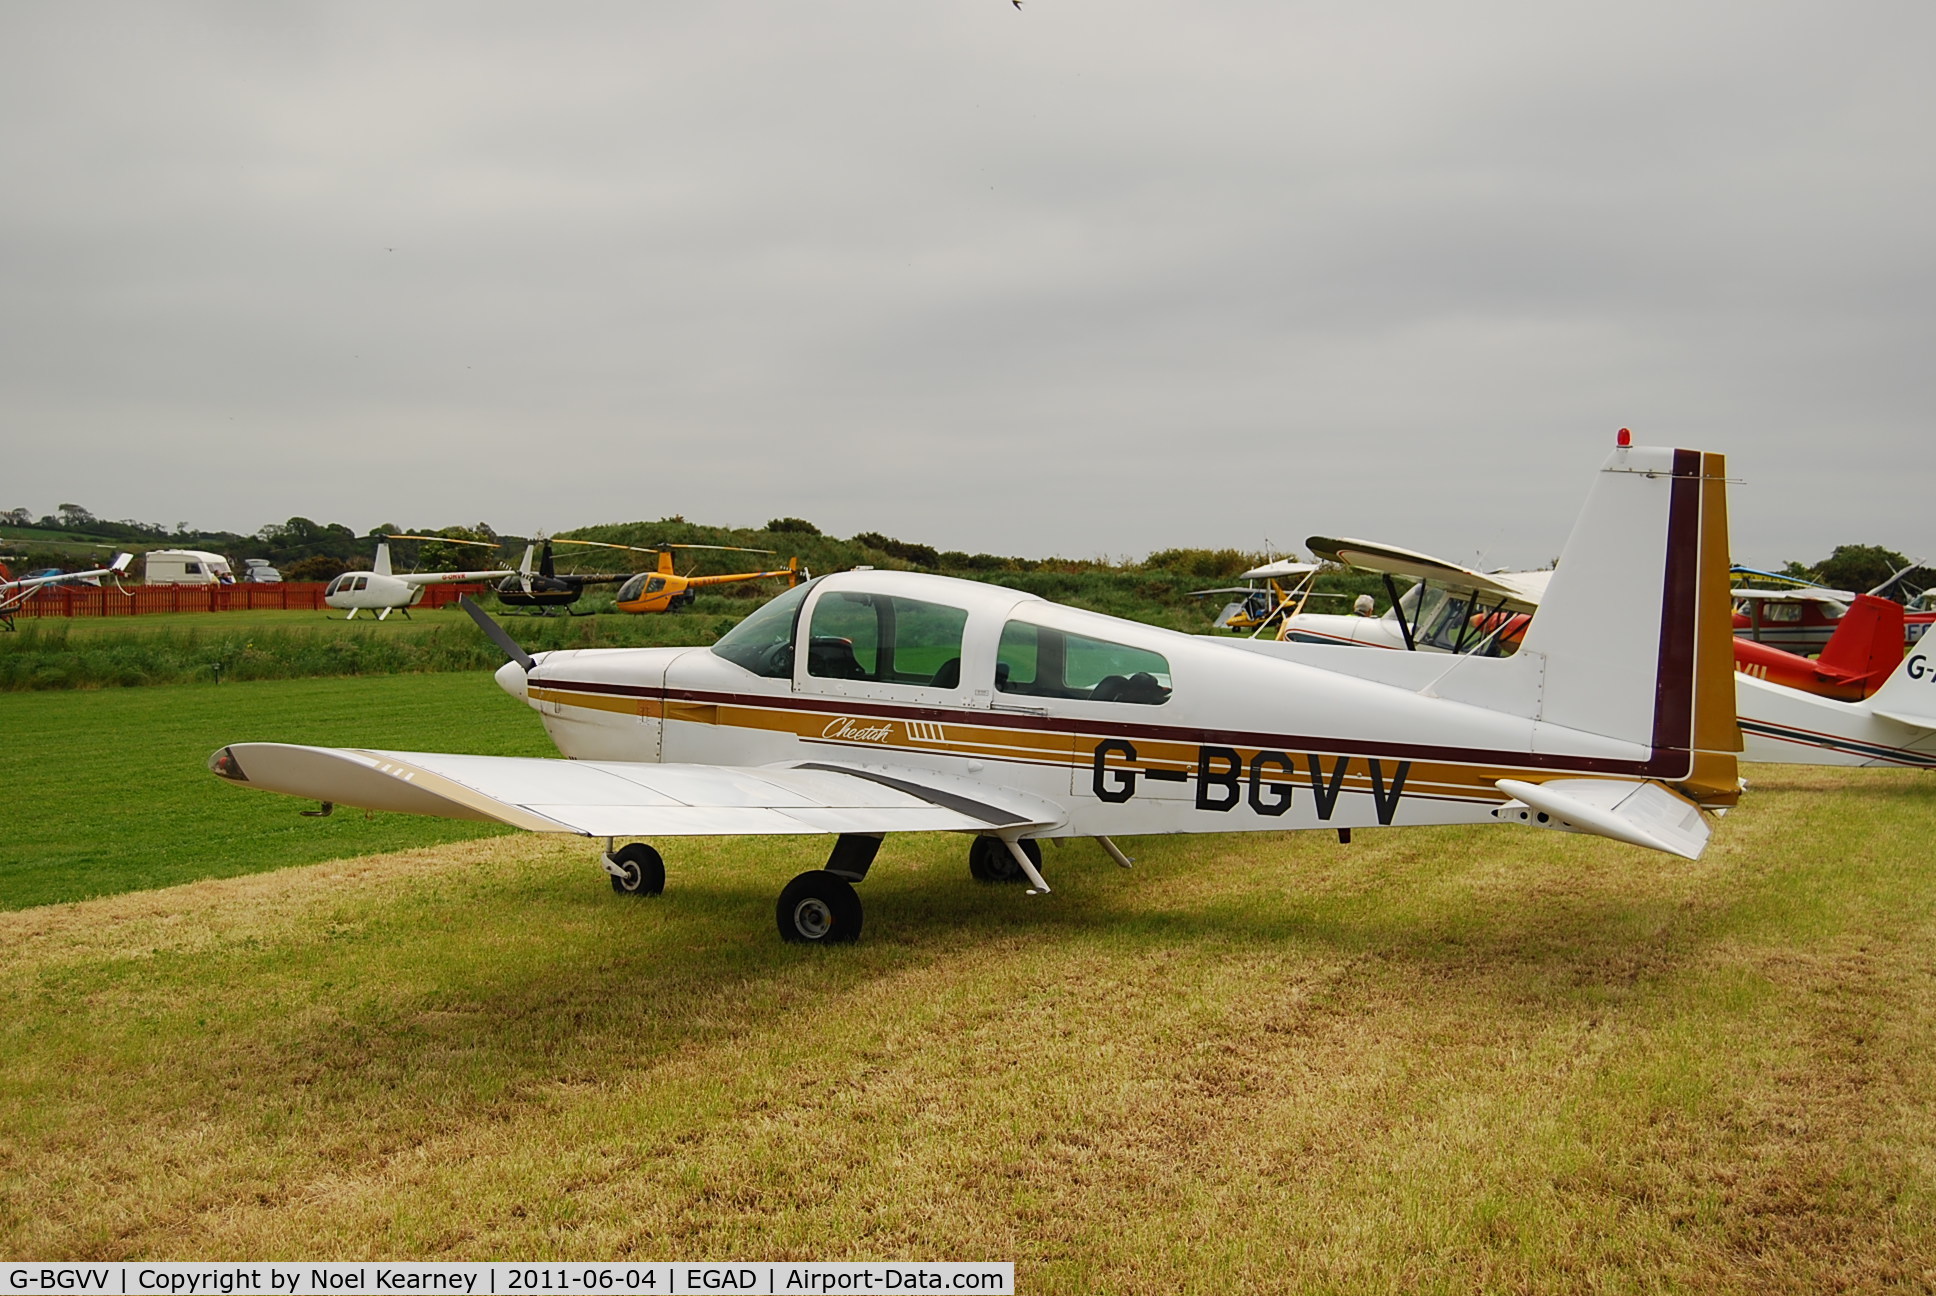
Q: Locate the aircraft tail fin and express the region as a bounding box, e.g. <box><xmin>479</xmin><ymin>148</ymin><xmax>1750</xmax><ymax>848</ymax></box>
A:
<box><xmin>373</xmin><ymin>542</ymin><xmax>393</xmax><ymax>577</ymax></box>
<box><xmin>1514</xmin><ymin>441</ymin><xmax>1740</xmax><ymax>796</ymax></box>
<box><xmin>1865</xmin><ymin>644</ymin><xmax>1936</xmax><ymax>730</ymax></box>
<box><xmin>1814</xmin><ymin>593</ymin><xmax>1905</xmax><ymax>691</ymax></box>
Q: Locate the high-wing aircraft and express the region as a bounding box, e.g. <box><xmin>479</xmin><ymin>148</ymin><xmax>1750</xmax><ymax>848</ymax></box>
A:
<box><xmin>1731</xmin><ymin>565</ymin><xmax>1935</xmax><ymax>653</ymax></box>
<box><xmin>322</xmin><ymin>536</ymin><xmax>513</xmax><ymax>620</ymax></box>
<box><xmin>1278</xmin><ymin>541</ymin><xmax>1550</xmax><ymax>655</ymax></box>
<box><xmin>211</xmin><ymin>440</ymin><xmax>1741</xmax><ymax>944</ymax></box>
<box><xmin>0</xmin><ymin>552</ymin><xmax>133</xmax><ymax>629</ymax></box>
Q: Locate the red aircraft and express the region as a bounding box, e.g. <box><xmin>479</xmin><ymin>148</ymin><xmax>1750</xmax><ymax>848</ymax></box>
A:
<box><xmin>1732</xmin><ymin>592</ymin><xmax>1905</xmax><ymax>701</ymax></box>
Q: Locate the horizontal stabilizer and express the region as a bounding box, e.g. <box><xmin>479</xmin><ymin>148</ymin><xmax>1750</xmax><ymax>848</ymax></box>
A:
<box><xmin>1493</xmin><ymin>777</ymin><xmax>1711</xmax><ymax>859</ymax></box>
<box><xmin>1869</xmin><ymin>706</ymin><xmax>1936</xmax><ymax>732</ymax></box>
<box><xmin>1864</xmin><ymin>648</ymin><xmax>1936</xmax><ymax>731</ymax></box>
<box><xmin>210</xmin><ymin>744</ymin><xmax>1063</xmax><ymax>839</ymax></box>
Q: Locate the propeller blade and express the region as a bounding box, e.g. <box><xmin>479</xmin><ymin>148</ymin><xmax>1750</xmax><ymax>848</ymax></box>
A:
<box><xmin>459</xmin><ymin>596</ymin><xmax>535</xmax><ymax>672</ymax></box>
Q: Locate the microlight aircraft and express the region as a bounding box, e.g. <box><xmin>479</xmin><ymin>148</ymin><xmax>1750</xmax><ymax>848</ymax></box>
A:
<box><xmin>322</xmin><ymin>536</ymin><xmax>512</xmax><ymax>620</ymax></box>
<box><xmin>1192</xmin><ymin>559</ymin><xmax>1328</xmax><ymax>635</ymax></box>
<box><xmin>0</xmin><ymin>552</ymin><xmax>133</xmax><ymax>629</ymax></box>
<box><xmin>211</xmin><ymin>440</ymin><xmax>1743</xmax><ymax>944</ymax></box>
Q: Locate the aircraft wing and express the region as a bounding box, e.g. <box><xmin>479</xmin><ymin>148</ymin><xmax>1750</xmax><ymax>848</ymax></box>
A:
<box><xmin>1307</xmin><ymin>536</ymin><xmax>1549</xmax><ymax>607</ymax></box>
<box><xmin>209</xmin><ymin>744</ymin><xmax>1064</xmax><ymax>838</ymax></box>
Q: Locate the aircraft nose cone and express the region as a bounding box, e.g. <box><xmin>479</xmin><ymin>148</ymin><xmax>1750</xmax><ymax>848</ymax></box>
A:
<box><xmin>495</xmin><ymin>658</ymin><xmax>530</xmax><ymax>703</ymax></box>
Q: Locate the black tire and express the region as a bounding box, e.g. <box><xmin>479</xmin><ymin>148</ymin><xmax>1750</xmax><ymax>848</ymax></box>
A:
<box><xmin>776</xmin><ymin>870</ymin><xmax>863</xmax><ymax>944</ymax></box>
<box><xmin>609</xmin><ymin>842</ymin><xmax>666</xmax><ymax>895</ymax></box>
<box><xmin>969</xmin><ymin>836</ymin><xmax>1040</xmax><ymax>884</ymax></box>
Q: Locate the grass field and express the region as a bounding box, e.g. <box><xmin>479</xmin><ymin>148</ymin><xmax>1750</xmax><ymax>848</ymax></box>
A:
<box><xmin>1</xmin><ymin>747</ymin><xmax>1932</xmax><ymax>1287</ymax></box>
<box><xmin>0</xmin><ymin>674</ymin><xmax>555</xmax><ymax>909</ymax></box>
<box><xmin>0</xmin><ymin>608</ymin><xmax>751</xmax><ymax>691</ymax></box>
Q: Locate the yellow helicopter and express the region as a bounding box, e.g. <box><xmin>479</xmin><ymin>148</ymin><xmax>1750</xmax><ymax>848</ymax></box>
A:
<box><xmin>554</xmin><ymin>540</ymin><xmax>805</xmax><ymax>614</ymax></box>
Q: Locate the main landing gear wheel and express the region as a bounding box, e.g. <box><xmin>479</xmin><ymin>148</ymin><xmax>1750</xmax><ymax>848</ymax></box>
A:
<box><xmin>776</xmin><ymin>870</ymin><xmax>863</xmax><ymax>944</ymax></box>
<box><xmin>968</xmin><ymin>836</ymin><xmax>1040</xmax><ymax>883</ymax></box>
<box><xmin>609</xmin><ymin>842</ymin><xmax>665</xmax><ymax>895</ymax></box>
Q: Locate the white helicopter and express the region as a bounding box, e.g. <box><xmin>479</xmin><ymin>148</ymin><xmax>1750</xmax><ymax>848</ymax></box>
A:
<box><xmin>212</xmin><ymin>438</ymin><xmax>1744</xmax><ymax>944</ymax></box>
<box><xmin>0</xmin><ymin>551</ymin><xmax>134</xmax><ymax>629</ymax></box>
<box><xmin>322</xmin><ymin>536</ymin><xmax>513</xmax><ymax>620</ymax></box>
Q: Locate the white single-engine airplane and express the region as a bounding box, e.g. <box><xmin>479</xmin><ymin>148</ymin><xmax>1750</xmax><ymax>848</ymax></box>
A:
<box><xmin>212</xmin><ymin>440</ymin><xmax>1743</xmax><ymax>944</ymax></box>
<box><xmin>0</xmin><ymin>552</ymin><xmax>134</xmax><ymax>629</ymax></box>
<box><xmin>322</xmin><ymin>536</ymin><xmax>513</xmax><ymax>620</ymax></box>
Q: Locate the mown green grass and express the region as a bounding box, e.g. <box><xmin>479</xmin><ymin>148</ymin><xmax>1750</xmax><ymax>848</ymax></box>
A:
<box><xmin>0</xmin><ymin>607</ymin><xmax>744</xmax><ymax>691</ymax></box>
<box><xmin>0</xmin><ymin>673</ymin><xmax>556</xmax><ymax>909</ymax></box>
<box><xmin>0</xmin><ymin>762</ymin><xmax>1932</xmax><ymax>1287</ymax></box>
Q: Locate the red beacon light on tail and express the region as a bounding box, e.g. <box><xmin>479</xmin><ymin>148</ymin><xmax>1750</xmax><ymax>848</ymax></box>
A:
<box><xmin>1616</xmin><ymin>428</ymin><xmax>1632</xmax><ymax>447</ymax></box>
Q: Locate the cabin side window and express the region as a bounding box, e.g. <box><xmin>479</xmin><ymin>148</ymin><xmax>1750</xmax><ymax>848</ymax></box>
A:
<box><xmin>996</xmin><ymin>621</ymin><xmax>1171</xmax><ymax>705</ymax></box>
<box><xmin>806</xmin><ymin>592</ymin><xmax>968</xmax><ymax>688</ymax></box>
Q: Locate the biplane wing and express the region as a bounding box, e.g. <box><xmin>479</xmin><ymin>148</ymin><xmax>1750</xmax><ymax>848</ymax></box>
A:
<box><xmin>209</xmin><ymin>744</ymin><xmax>1065</xmax><ymax>838</ymax></box>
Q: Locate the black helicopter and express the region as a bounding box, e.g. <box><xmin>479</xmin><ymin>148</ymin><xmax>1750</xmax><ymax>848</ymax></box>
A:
<box><xmin>491</xmin><ymin>538</ymin><xmax>631</xmax><ymax>614</ymax></box>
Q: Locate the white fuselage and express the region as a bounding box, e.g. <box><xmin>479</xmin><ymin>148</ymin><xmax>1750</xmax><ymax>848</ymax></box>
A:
<box><xmin>1736</xmin><ymin>671</ymin><xmax>1936</xmax><ymax>768</ymax></box>
<box><xmin>323</xmin><ymin>572</ymin><xmax>427</xmax><ymax>614</ymax></box>
<box><xmin>493</xmin><ymin>570</ymin><xmax>1712</xmax><ymax>841</ymax></box>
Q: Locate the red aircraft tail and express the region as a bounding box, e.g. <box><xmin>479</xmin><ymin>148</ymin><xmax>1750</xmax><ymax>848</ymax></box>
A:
<box><xmin>1815</xmin><ymin>593</ymin><xmax>1906</xmax><ymax>694</ymax></box>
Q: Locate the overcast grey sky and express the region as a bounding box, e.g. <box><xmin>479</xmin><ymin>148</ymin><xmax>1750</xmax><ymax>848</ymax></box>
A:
<box><xmin>3</xmin><ymin>1</ymin><xmax>1931</xmax><ymax>569</ymax></box>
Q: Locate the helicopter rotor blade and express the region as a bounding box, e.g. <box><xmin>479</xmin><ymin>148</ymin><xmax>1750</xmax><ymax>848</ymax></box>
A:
<box><xmin>385</xmin><ymin>534</ymin><xmax>500</xmax><ymax>548</ymax></box>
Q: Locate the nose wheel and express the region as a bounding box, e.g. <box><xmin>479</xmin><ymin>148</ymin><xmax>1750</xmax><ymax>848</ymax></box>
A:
<box><xmin>777</xmin><ymin>870</ymin><xmax>863</xmax><ymax>943</ymax></box>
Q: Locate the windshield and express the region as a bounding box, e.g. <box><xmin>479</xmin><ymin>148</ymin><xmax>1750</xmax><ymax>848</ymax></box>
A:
<box><xmin>711</xmin><ymin>579</ymin><xmax>816</xmax><ymax>677</ymax></box>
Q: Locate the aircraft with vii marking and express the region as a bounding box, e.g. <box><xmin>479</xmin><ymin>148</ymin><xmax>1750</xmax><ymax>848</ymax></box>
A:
<box><xmin>211</xmin><ymin>437</ymin><xmax>1744</xmax><ymax>945</ymax></box>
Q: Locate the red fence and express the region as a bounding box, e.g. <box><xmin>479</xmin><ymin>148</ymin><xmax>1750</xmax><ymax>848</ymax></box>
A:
<box><xmin>8</xmin><ymin>582</ymin><xmax>488</xmax><ymax>620</ymax></box>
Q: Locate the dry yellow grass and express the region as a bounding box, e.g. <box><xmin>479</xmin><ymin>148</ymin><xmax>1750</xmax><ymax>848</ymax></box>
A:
<box><xmin>2</xmin><ymin>764</ymin><xmax>1933</xmax><ymax>1292</ymax></box>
